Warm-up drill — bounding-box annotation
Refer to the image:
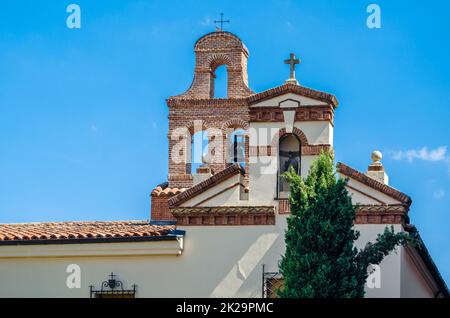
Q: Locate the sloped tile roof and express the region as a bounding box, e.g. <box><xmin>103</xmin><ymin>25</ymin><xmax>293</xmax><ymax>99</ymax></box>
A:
<box><xmin>337</xmin><ymin>162</ymin><xmax>412</xmax><ymax>206</ymax></box>
<box><xmin>0</xmin><ymin>221</ymin><xmax>175</xmax><ymax>244</ymax></box>
<box><xmin>151</xmin><ymin>186</ymin><xmax>187</xmax><ymax>197</ymax></box>
<box><xmin>168</xmin><ymin>164</ymin><xmax>245</xmax><ymax>207</ymax></box>
<box><xmin>247</xmin><ymin>83</ymin><xmax>338</xmax><ymax>107</ymax></box>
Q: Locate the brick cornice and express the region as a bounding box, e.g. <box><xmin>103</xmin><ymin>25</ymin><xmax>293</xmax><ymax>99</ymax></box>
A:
<box><xmin>167</xmin><ymin>98</ymin><xmax>248</xmax><ymax>107</ymax></box>
<box><xmin>337</xmin><ymin>162</ymin><xmax>412</xmax><ymax>206</ymax></box>
<box><xmin>355</xmin><ymin>204</ymin><xmax>409</xmax><ymax>224</ymax></box>
<box><xmin>171</xmin><ymin>206</ymin><xmax>275</xmax><ymax>226</ymax></box>
<box><xmin>249</xmin><ymin>105</ymin><xmax>334</xmax><ymax>124</ymax></box>
<box><xmin>172</xmin><ymin>206</ymin><xmax>275</xmax><ymax>215</ymax></box>
<box><xmin>168</xmin><ymin>164</ymin><xmax>245</xmax><ymax>208</ymax></box>
<box><xmin>276</xmin><ymin>200</ymin><xmax>409</xmax><ymax>224</ymax></box>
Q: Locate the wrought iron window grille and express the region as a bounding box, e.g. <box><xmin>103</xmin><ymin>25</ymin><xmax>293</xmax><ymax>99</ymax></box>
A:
<box><xmin>262</xmin><ymin>264</ymin><xmax>283</xmax><ymax>298</ymax></box>
<box><xmin>89</xmin><ymin>272</ymin><xmax>137</xmax><ymax>298</ymax></box>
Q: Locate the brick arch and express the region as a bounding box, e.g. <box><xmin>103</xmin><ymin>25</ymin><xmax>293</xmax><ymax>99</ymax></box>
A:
<box><xmin>221</xmin><ymin>118</ymin><xmax>249</xmax><ymax>132</ymax></box>
<box><xmin>183</xmin><ymin>121</ymin><xmax>213</xmax><ymax>136</ymax></box>
<box><xmin>206</xmin><ymin>53</ymin><xmax>233</xmax><ymax>71</ymax></box>
<box><xmin>271</xmin><ymin>127</ymin><xmax>309</xmax><ymax>149</ymax></box>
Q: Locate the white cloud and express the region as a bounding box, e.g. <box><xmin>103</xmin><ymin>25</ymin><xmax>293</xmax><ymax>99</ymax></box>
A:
<box><xmin>391</xmin><ymin>146</ymin><xmax>447</xmax><ymax>163</ymax></box>
<box><xmin>90</xmin><ymin>124</ymin><xmax>98</xmax><ymax>133</ymax></box>
<box><xmin>434</xmin><ymin>189</ymin><xmax>445</xmax><ymax>199</ymax></box>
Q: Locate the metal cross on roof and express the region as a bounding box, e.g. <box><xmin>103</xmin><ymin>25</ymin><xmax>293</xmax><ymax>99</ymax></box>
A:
<box><xmin>214</xmin><ymin>13</ymin><xmax>230</xmax><ymax>31</ymax></box>
<box><xmin>284</xmin><ymin>53</ymin><xmax>301</xmax><ymax>83</ymax></box>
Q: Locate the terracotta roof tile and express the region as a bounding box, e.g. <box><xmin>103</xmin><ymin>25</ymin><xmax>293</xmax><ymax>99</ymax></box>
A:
<box><xmin>151</xmin><ymin>186</ymin><xmax>187</xmax><ymax>197</ymax></box>
<box><xmin>0</xmin><ymin>221</ymin><xmax>175</xmax><ymax>243</ymax></box>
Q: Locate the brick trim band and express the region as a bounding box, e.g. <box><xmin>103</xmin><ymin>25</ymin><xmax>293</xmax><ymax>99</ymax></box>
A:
<box><xmin>171</xmin><ymin>206</ymin><xmax>275</xmax><ymax>226</ymax></box>
<box><xmin>249</xmin><ymin>144</ymin><xmax>331</xmax><ymax>157</ymax></box>
<box><xmin>249</xmin><ymin>106</ymin><xmax>334</xmax><ymax>124</ymax></box>
<box><xmin>276</xmin><ymin>200</ymin><xmax>409</xmax><ymax>224</ymax></box>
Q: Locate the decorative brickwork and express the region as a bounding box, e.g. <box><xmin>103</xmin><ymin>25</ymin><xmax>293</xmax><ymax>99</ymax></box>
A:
<box><xmin>276</xmin><ymin>199</ymin><xmax>409</xmax><ymax>224</ymax></box>
<box><xmin>159</xmin><ymin>30</ymin><xmax>337</xmax><ymax>220</ymax></box>
<box><xmin>277</xmin><ymin>199</ymin><xmax>291</xmax><ymax>214</ymax></box>
<box><xmin>249</xmin><ymin>106</ymin><xmax>334</xmax><ymax>124</ymax></box>
<box><xmin>171</xmin><ymin>206</ymin><xmax>275</xmax><ymax>226</ymax></box>
<box><xmin>249</xmin><ymin>144</ymin><xmax>331</xmax><ymax>157</ymax></box>
<box><xmin>272</xmin><ymin>127</ymin><xmax>309</xmax><ymax>146</ymax></box>
<box><xmin>174</xmin><ymin>31</ymin><xmax>253</xmax><ymax>99</ymax></box>
<box><xmin>150</xmin><ymin>183</ymin><xmax>187</xmax><ymax>221</ymax></box>
<box><xmin>167</xmin><ymin>99</ymin><xmax>250</xmax><ymax>187</ymax></box>
<box><xmin>165</xmin><ymin>31</ymin><xmax>337</xmax><ymax>188</ymax></box>
<box><xmin>355</xmin><ymin>204</ymin><xmax>409</xmax><ymax>224</ymax></box>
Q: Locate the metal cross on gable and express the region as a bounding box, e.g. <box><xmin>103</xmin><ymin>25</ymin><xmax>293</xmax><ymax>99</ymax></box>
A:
<box><xmin>284</xmin><ymin>53</ymin><xmax>301</xmax><ymax>83</ymax></box>
<box><xmin>214</xmin><ymin>13</ymin><xmax>230</xmax><ymax>31</ymax></box>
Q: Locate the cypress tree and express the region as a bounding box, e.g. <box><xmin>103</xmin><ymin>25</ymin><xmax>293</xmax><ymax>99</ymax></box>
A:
<box><xmin>278</xmin><ymin>152</ymin><xmax>414</xmax><ymax>298</ymax></box>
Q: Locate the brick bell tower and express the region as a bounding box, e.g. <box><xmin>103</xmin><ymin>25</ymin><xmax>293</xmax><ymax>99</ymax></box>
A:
<box><xmin>151</xmin><ymin>31</ymin><xmax>254</xmax><ymax>221</ymax></box>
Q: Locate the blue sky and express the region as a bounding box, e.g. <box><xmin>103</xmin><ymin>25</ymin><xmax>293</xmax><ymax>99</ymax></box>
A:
<box><xmin>0</xmin><ymin>0</ymin><xmax>449</xmax><ymax>283</ymax></box>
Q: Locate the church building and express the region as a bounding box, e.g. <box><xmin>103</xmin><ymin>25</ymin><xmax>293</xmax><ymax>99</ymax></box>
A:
<box><xmin>0</xmin><ymin>30</ymin><xmax>448</xmax><ymax>298</ymax></box>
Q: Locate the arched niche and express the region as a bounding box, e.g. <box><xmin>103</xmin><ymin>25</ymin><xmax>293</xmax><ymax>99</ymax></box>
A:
<box><xmin>278</xmin><ymin>133</ymin><xmax>301</xmax><ymax>197</ymax></box>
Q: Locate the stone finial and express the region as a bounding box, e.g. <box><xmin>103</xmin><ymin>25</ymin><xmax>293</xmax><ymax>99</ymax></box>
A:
<box><xmin>371</xmin><ymin>150</ymin><xmax>382</xmax><ymax>163</ymax></box>
<box><xmin>366</xmin><ymin>150</ymin><xmax>389</xmax><ymax>185</ymax></box>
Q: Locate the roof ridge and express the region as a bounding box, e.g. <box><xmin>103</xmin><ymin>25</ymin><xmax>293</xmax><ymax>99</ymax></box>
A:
<box><xmin>168</xmin><ymin>164</ymin><xmax>244</xmax><ymax>207</ymax></box>
<box><xmin>247</xmin><ymin>83</ymin><xmax>338</xmax><ymax>107</ymax></box>
<box><xmin>337</xmin><ymin>162</ymin><xmax>412</xmax><ymax>206</ymax></box>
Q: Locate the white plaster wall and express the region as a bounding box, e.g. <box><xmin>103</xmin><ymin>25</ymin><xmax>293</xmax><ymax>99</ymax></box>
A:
<box><xmin>248</xmin><ymin>157</ymin><xmax>277</xmax><ymax>205</ymax></box>
<box><xmin>246</xmin><ymin>154</ymin><xmax>316</xmax><ymax>205</ymax></box>
<box><xmin>180</xmin><ymin>174</ymin><xmax>248</xmax><ymax>207</ymax></box>
<box><xmin>355</xmin><ymin>224</ymin><xmax>403</xmax><ymax>298</ymax></box>
<box><xmin>0</xmin><ymin>221</ymin><xmax>412</xmax><ymax>298</ymax></box>
<box><xmin>344</xmin><ymin>178</ymin><xmax>402</xmax><ymax>205</ymax></box>
<box><xmin>400</xmin><ymin>248</ymin><xmax>435</xmax><ymax>298</ymax></box>
<box><xmin>246</xmin><ymin>120</ymin><xmax>331</xmax><ymax>205</ymax></box>
<box><xmin>0</xmin><ymin>216</ymin><xmax>289</xmax><ymax>298</ymax></box>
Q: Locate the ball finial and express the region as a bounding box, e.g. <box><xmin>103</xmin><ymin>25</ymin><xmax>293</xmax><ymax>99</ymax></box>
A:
<box><xmin>371</xmin><ymin>150</ymin><xmax>382</xmax><ymax>163</ymax></box>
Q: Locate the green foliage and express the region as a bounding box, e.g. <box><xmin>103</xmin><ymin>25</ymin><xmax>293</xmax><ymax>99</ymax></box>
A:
<box><xmin>278</xmin><ymin>152</ymin><xmax>415</xmax><ymax>298</ymax></box>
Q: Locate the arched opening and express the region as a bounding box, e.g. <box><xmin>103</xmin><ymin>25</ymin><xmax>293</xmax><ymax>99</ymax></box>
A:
<box><xmin>278</xmin><ymin>134</ymin><xmax>301</xmax><ymax>198</ymax></box>
<box><xmin>227</xmin><ymin>129</ymin><xmax>246</xmax><ymax>167</ymax></box>
<box><xmin>191</xmin><ymin>130</ymin><xmax>209</xmax><ymax>174</ymax></box>
<box><xmin>210</xmin><ymin>65</ymin><xmax>228</xmax><ymax>98</ymax></box>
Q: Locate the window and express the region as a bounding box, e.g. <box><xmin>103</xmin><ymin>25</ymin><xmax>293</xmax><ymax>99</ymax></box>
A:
<box><xmin>262</xmin><ymin>266</ymin><xmax>284</xmax><ymax>298</ymax></box>
<box><xmin>278</xmin><ymin>134</ymin><xmax>301</xmax><ymax>197</ymax></box>
<box><xmin>227</xmin><ymin>129</ymin><xmax>246</xmax><ymax>166</ymax></box>
<box><xmin>211</xmin><ymin>64</ymin><xmax>228</xmax><ymax>98</ymax></box>
<box><xmin>191</xmin><ymin>130</ymin><xmax>209</xmax><ymax>173</ymax></box>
